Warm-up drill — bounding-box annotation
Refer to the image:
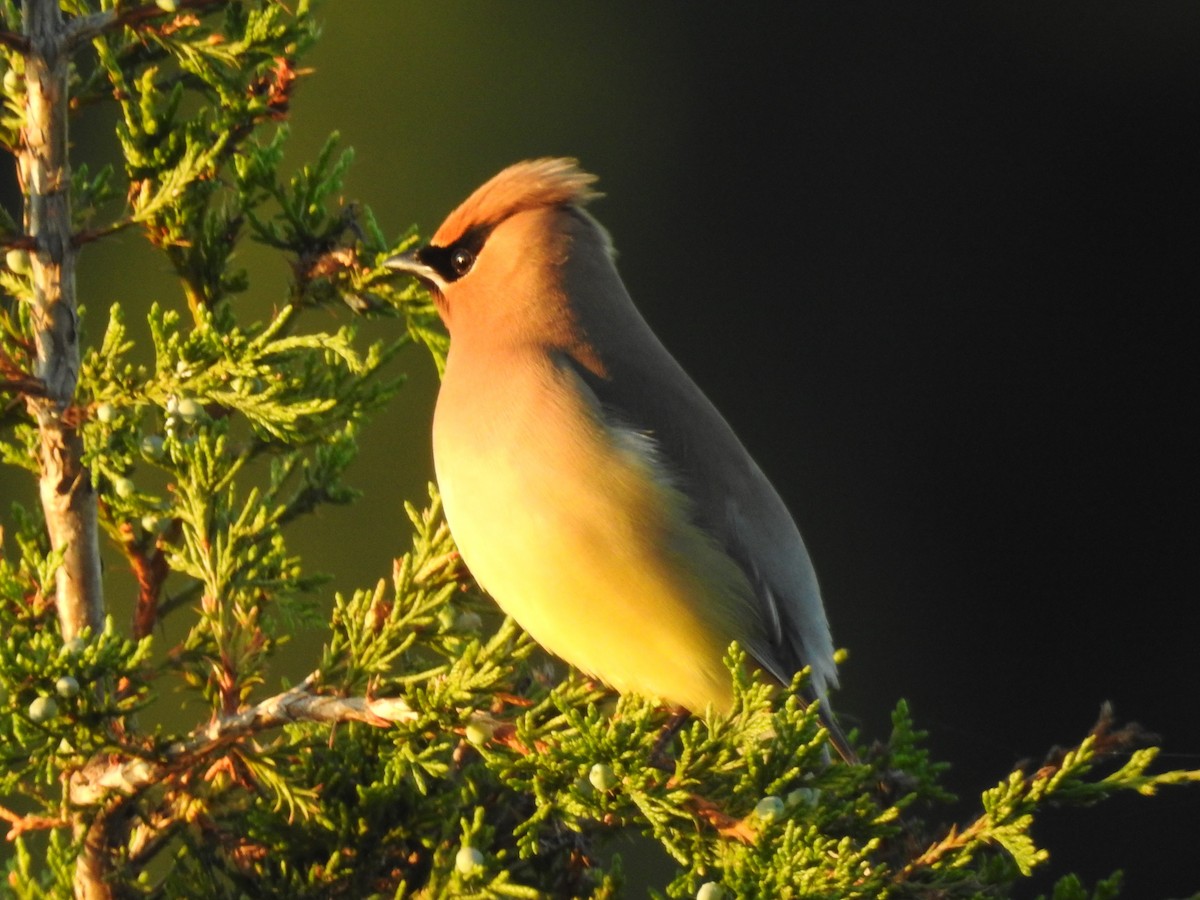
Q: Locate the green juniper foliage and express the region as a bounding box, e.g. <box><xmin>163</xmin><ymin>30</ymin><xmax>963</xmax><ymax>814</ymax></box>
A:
<box><xmin>0</xmin><ymin>2</ymin><xmax>1197</xmax><ymax>897</ymax></box>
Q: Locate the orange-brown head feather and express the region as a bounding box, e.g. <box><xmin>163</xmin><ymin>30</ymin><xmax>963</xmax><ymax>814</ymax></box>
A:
<box><xmin>431</xmin><ymin>157</ymin><xmax>602</xmax><ymax>247</ymax></box>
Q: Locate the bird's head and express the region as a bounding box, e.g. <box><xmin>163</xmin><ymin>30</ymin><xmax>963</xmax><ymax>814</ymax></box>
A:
<box><xmin>386</xmin><ymin>158</ymin><xmax>612</xmax><ymax>341</ymax></box>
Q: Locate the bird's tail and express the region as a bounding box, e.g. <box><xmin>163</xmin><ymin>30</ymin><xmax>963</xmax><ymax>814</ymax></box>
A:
<box><xmin>818</xmin><ymin>704</ymin><xmax>859</xmax><ymax>764</ymax></box>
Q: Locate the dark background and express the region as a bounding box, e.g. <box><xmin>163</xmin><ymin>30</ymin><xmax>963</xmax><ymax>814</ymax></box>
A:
<box><xmin>4</xmin><ymin>3</ymin><xmax>1198</xmax><ymax>896</ymax></box>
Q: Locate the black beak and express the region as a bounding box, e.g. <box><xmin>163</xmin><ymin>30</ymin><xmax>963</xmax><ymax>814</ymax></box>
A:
<box><xmin>384</xmin><ymin>248</ymin><xmax>444</xmax><ymax>291</ymax></box>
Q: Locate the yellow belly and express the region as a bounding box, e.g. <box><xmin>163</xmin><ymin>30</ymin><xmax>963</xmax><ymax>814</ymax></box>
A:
<box><xmin>433</xmin><ymin>353</ymin><xmax>758</xmax><ymax>713</ymax></box>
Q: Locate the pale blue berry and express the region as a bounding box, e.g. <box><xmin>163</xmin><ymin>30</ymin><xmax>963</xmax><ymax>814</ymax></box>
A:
<box><xmin>754</xmin><ymin>795</ymin><xmax>785</xmax><ymax>823</ymax></box>
<box><xmin>29</xmin><ymin>696</ymin><xmax>59</xmax><ymax>723</ymax></box>
<box><xmin>589</xmin><ymin>762</ymin><xmax>618</xmax><ymax>792</ymax></box>
<box><xmin>455</xmin><ymin>846</ymin><xmax>484</xmax><ymax>876</ymax></box>
<box><xmin>176</xmin><ymin>398</ymin><xmax>203</xmax><ymax>422</ymax></box>
<box><xmin>465</xmin><ymin>722</ymin><xmax>493</xmax><ymax>746</ymax></box>
<box><xmin>141</xmin><ymin>435</ymin><xmax>165</xmax><ymax>459</ymax></box>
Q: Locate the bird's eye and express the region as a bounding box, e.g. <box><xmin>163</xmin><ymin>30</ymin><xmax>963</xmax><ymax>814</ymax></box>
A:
<box><xmin>450</xmin><ymin>247</ymin><xmax>475</xmax><ymax>276</ymax></box>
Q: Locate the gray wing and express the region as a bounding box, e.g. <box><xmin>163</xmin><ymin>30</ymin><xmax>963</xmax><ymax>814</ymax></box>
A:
<box><xmin>554</xmin><ymin>205</ymin><xmax>838</xmax><ymax>704</ymax></box>
<box><xmin>562</xmin><ymin>336</ymin><xmax>838</xmax><ymax>706</ymax></box>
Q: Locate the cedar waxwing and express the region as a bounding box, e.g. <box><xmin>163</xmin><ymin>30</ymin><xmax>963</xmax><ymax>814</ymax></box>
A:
<box><xmin>387</xmin><ymin>159</ymin><xmax>846</xmax><ymax>752</ymax></box>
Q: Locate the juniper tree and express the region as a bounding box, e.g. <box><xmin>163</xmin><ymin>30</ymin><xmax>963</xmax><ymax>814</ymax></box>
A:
<box><xmin>0</xmin><ymin>2</ymin><xmax>1196</xmax><ymax>898</ymax></box>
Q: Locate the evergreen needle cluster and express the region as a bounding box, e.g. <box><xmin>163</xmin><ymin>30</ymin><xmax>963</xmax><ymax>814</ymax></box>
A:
<box><xmin>0</xmin><ymin>2</ymin><xmax>1196</xmax><ymax>897</ymax></box>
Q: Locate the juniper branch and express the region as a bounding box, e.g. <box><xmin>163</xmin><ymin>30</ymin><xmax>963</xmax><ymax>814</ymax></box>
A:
<box><xmin>62</xmin><ymin>0</ymin><xmax>231</xmax><ymax>51</ymax></box>
<box><xmin>68</xmin><ymin>677</ymin><xmax>420</xmax><ymax>808</ymax></box>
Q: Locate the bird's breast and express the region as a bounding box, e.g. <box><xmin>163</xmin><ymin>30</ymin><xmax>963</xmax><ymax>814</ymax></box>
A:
<box><xmin>430</xmin><ymin>349</ymin><xmax>762</xmax><ymax>712</ymax></box>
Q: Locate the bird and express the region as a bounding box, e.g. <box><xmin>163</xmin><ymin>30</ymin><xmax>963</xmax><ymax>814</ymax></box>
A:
<box><xmin>387</xmin><ymin>158</ymin><xmax>848</xmax><ymax>756</ymax></box>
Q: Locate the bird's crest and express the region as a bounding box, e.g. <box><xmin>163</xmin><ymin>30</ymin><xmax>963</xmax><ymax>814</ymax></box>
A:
<box><xmin>432</xmin><ymin>158</ymin><xmax>602</xmax><ymax>247</ymax></box>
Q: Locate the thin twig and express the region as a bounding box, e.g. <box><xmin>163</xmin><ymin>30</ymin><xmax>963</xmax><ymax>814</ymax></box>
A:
<box><xmin>63</xmin><ymin>0</ymin><xmax>232</xmax><ymax>51</ymax></box>
<box><xmin>68</xmin><ymin>677</ymin><xmax>418</xmax><ymax>806</ymax></box>
<box><xmin>72</xmin><ymin>218</ymin><xmax>137</xmax><ymax>247</ymax></box>
<box><xmin>113</xmin><ymin>518</ymin><xmax>180</xmax><ymax>640</ymax></box>
<box><xmin>896</xmin><ymin>704</ymin><xmax>1151</xmax><ymax>882</ymax></box>
<box><xmin>0</xmin><ymin>29</ymin><xmax>28</xmax><ymax>51</ymax></box>
<box><xmin>1</xmin><ymin>346</ymin><xmax>38</xmax><ymax>392</ymax></box>
<box><xmin>0</xmin><ymin>802</ymin><xmax>67</xmax><ymax>839</ymax></box>
<box><xmin>0</xmin><ymin>377</ymin><xmax>45</xmax><ymax>396</ymax></box>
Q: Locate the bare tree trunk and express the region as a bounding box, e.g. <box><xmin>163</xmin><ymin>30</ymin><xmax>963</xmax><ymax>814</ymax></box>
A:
<box><xmin>19</xmin><ymin>0</ymin><xmax>104</xmax><ymax>638</ymax></box>
<box><xmin>19</xmin><ymin>1</ymin><xmax>108</xmax><ymax>895</ymax></box>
